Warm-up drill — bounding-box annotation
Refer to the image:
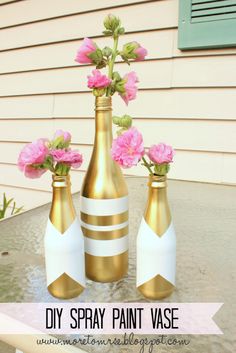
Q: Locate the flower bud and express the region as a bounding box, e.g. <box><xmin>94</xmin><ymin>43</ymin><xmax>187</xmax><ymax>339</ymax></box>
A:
<box><xmin>112</xmin><ymin>71</ymin><xmax>121</xmax><ymax>82</ymax></box>
<box><xmin>121</xmin><ymin>42</ymin><xmax>138</xmax><ymax>61</ymax></box>
<box><xmin>103</xmin><ymin>14</ymin><xmax>121</xmax><ymax>33</ymax></box>
<box><xmin>121</xmin><ymin>41</ymin><xmax>147</xmax><ymax>62</ymax></box>
<box><xmin>115</xmin><ymin>79</ymin><xmax>126</xmax><ymax>93</ymax></box>
<box><xmin>102</xmin><ymin>46</ymin><xmax>112</xmax><ymax>58</ymax></box>
<box><xmin>88</xmin><ymin>48</ymin><xmax>103</xmax><ymax>65</ymax></box>
<box><xmin>52</xmin><ymin>130</ymin><xmax>71</xmax><ymax>149</ymax></box>
<box><xmin>93</xmin><ymin>88</ymin><xmax>106</xmax><ymax>97</ymax></box>
<box><xmin>113</xmin><ymin>115</ymin><xmax>132</xmax><ymax>129</ymax></box>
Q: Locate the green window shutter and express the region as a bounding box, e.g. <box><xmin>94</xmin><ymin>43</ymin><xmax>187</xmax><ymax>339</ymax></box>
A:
<box><xmin>178</xmin><ymin>0</ymin><xmax>236</xmax><ymax>50</ymax></box>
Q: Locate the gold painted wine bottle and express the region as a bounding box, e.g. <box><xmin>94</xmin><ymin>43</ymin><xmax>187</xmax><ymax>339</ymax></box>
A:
<box><xmin>80</xmin><ymin>97</ymin><xmax>129</xmax><ymax>282</ymax></box>
<box><xmin>44</xmin><ymin>175</ymin><xmax>85</xmax><ymax>299</ymax></box>
<box><xmin>137</xmin><ymin>175</ymin><xmax>176</xmax><ymax>299</ymax></box>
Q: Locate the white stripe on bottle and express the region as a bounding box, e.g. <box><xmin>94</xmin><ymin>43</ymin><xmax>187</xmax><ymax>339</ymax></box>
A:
<box><xmin>85</xmin><ymin>235</ymin><xmax>128</xmax><ymax>257</ymax></box>
<box><xmin>80</xmin><ymin>196</ymin><xmax>128</xmax><ymax>216</ymax></box>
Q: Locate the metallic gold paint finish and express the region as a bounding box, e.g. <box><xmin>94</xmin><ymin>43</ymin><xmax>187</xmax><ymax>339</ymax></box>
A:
<box><xmin>145</xmin><ymin>175</ymin><xmax>171</xmax><ymax>237</ymax></box>
<box><xmin>85</xmin><ymin>251</ymin><xmax>128</xmax><ymax>283</ymax></box>
<box><xmin>48</xmin><ymin>175</ymin><xmax>84</xmax><ymax>299</ymax></box>
<box><xmin>48</xmin><ymin>272</ymin><xmax>84</xmax><ymax>299</ymax></box>
<box><xmin>81</xmin><ymin>210</ymin><xmax>128</xmax><ymax>226</ymax></box>
<box><xmin>138</xmin><ymin>274</ymin><xmax>174</xmax><ymax>300</ymax></box>
<box><xmin>49</xmin><ymin>175</ymin><xmax>76</xmax><ymax>234</ymax></box>
<box><xmin>82</xmin><ymin>225</ymin><xmax>129</xmax><ymax>240</ymax></box>
<box><xmin>80</xmin><ymin>97</ymin><xmax>128</xmax><ymax>282</ymax></box>
<box><xmin>138</xmin><ymin>175</ymin><xmax>174</xmax><ymax>299</ymax></box>
<box><xmin>81</xmin><ymin>97</ymin><xmax>128</xmax><ymax>199</ymax></box>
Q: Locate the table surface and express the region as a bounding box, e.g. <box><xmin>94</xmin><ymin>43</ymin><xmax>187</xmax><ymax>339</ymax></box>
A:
<box><xmin>0</xmin><ymin>177</ymin><xmax>235</xmax><ymax>353</ymax></box>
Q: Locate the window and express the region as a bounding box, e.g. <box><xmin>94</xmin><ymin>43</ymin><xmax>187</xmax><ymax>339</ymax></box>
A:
<box><xmin>178</xmin><ymin>0</ymin><xmax>236</xmax><ymax>50</ymax></box>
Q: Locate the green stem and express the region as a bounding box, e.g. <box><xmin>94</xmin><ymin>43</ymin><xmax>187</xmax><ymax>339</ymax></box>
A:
<box><xmin>106</xmin><ymin>35</ymin><xmax>119</xmax><ymax>96</ymax></box>
<box><xmin>142</xmin><ymin>156</ymin><xmax>153</xmax><ymax>175</ymax></box>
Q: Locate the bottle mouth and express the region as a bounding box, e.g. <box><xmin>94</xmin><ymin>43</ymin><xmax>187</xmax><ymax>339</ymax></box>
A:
<box><xmin>95</xmin><ymin>96</ymin><xmax>112</xmax><ymax>110</ymax></box>
<box><xmin>52</xmin><ymin>174</ymin><xmax>70</xmax><ymax>187</ymax></box>
<box><xmin>148</xmin><ymin>174</ymin><xmax>167</xmax><ymax>188</ymax></box>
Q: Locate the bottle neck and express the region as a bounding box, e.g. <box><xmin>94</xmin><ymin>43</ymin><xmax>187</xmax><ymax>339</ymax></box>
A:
<box><xmin>50</xmin><ymin>175</ymin><xmax>76</xmax><ymax>233</ymax></box>
<box><xmin>147</xmin><ymin>174</ymin><xmax>168</xmax><ymax>201</ymax></box>
<box><xmin>144</xmin><ymin>175</ymin><xmax>171</xmax><ymax>236</ymax></box>
<box><xmin>94</xmin><ymin>97</ymin><xmax>113</xmax><ymax>150</ymax></box>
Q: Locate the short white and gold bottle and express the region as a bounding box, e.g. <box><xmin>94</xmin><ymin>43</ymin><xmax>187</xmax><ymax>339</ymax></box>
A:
<box><xmin>137</xmin><ymin>175</ymin><xmax>176</xmax><ymax>299</ymax></box>
<box><xmin>44</xmin><ymin>175</ymin><xmax>85</xmax><ymax>299</ymax></box>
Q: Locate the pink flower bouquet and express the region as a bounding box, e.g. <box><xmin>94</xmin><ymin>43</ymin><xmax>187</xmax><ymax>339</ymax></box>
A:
<box><xmin>111</xmin><ymin>118</ymin><xmax>174</xmax><ymax>176</ymax></box>
<box><xmin>18</xmin><ymin>130</ymin><xmax>83</xmax><ymax>179</ymax></box>
<box><xmin>75</xmin><ymin>14</ymin><xmax>147</xmax><ymax>105</ymax></box>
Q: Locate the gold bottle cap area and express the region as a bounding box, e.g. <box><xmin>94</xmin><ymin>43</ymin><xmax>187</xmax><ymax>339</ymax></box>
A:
<box><xmin>148</xmin><ymin>174</ymin><xmax>167</xmax><ymax>189</ymax></box>
<box><xmin>52</xmin><ymin>175</ymin><xmax>71</xmax><ymax>188</ymax></box>
<box><xmin>95</xmin><ymin>96</ymin><xmax>112</xmax><ymax>111</ymax></box>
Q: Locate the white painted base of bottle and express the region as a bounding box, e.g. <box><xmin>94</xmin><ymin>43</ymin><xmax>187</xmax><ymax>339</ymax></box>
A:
<box><xmin>136</xmin><ymin>217</ymin><xmax>176</xmax><ymax>287</ymax></box>
<box><xmin>44</xmin><ymin>218</ymin><xmax>86</xmax><ymax>287</ymax></box>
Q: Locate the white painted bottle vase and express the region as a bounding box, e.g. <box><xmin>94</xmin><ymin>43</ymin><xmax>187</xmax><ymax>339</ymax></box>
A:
<box><xmin>137</xmin><ymin>174</ymin><xmax>176</xmax><ymax>299</ymax></box>
<box><xmin>44</xmin><ymin>175</ymin><xmax>85</xmax><ymax>299</ymax></box>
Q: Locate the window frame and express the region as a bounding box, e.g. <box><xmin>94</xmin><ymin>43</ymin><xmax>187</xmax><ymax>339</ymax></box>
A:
<box><xmin>178</xmin><ymin>0</ymin><xmax>236</xmax><ymax>50</ymax></box>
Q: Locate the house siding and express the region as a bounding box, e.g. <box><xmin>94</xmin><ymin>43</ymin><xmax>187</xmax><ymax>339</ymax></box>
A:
<box><xmin>0</xmin><ymin>0</ymin><xmax>235</xmax><ymax>210</ymax></box>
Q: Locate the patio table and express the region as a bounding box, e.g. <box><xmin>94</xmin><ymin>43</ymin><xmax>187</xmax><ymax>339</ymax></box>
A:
<box><xmin>0</xmin><ymin>177</ymin><xmax>235</xmax><ymax>353</ymax></box>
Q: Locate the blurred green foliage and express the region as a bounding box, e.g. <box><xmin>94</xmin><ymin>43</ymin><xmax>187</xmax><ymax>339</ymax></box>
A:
<box><xmin>0</xmin><ymin>193</ymin><xmax>23</xmax><ymax>219</ymax></box>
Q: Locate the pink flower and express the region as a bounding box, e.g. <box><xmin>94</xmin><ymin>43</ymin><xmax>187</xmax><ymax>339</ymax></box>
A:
<box><xmin>23</xmin><ymin>165</ymin><xmax>47</xmax><ymax>179</ymax></box>
<box><xmin>18</xmin><ymin>139</ymin><xmax>49</xmax><ymax>178</ymax></box>
<box><xmin>87</xmin><ymin>69</ymin><xmax>112</xmax><ymax>89</ymax></box>
<box><xmin>111</xmin><ymin>127</ymin><xmax>144</xmax><ymax>168</ymax></box>
<box><xmin>50</xmin><ymin>149</ymin><xmax>83</xmax><ymax>168</ymax></box>
<box><xmin>53</xmin><ymin>130</ymin><xmax>71</xmax><ymax>143</ymax></box>
<box><xmin>75</xmin><ymin>38</ymin><xmax>97</xmax><ymax>64</ymax></box>
<box><xmin>148</xmin><ymin>143</ymin><xmax>175</xmax><ymax>164</ymax></box>
<box><xmin>120</xmin><ymin>71</ymin><xmax>139</xmax><ymax>105</ymax></box>
<box><xmin>134</xmin><ymin>43</ymin><xmax>148</xmax><ymax>61</ymax></box>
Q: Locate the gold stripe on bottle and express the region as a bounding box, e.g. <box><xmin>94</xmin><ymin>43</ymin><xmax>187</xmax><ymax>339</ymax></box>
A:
<box><xmin>81</xmin><ymin>225</ymin><xmax>128</xmax><ymax>240</ymax></box>
<box><xmin>85</xmin><ymin>251</ymin><xmax>128</xmax><ymax>283</ymax></box>
<box><xmin>81</xmin><ymin>210</ymin><xmax>128</xmax><ymax>226</ymax></box>
<box><xmin>137</xmin><ymin>274</ymin><xmax>174</xmax><ymax>300</ymax></box>
<box><xmin>48</xmin><ymin>273</ymin><xmax>84</xmax><ymax>300</ymax></box>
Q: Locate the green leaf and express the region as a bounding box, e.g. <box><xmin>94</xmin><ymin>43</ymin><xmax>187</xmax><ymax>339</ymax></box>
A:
<box><xmin>0</xmin><ymin>193</ymin><xmax>23</xmax><ymax>219</ymax></box>
<box><xmin>11</xmin><ymin>201</ymin><xmax>16</xmax><ymax>215</ymax></box>
<box><xmin>14</xmin><ymin>206</ymin><xmax>24</xmax><ymax>215</ymax></box>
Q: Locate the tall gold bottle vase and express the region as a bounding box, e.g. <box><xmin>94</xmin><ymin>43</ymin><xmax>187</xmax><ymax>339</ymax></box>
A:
<box><xmin>136</xmin><ymin>175</ymin><xmax>176</xmax><ymax>299</ymax></box>
<box><xmin>44</xmin><ymin>175</ymin><xmax>85</xmax><ymax>299</ymax></box>
<box><xmin>80</xmin><ymin>97</ymin><xmax>129</xmax><ymax>282</ymax></box>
